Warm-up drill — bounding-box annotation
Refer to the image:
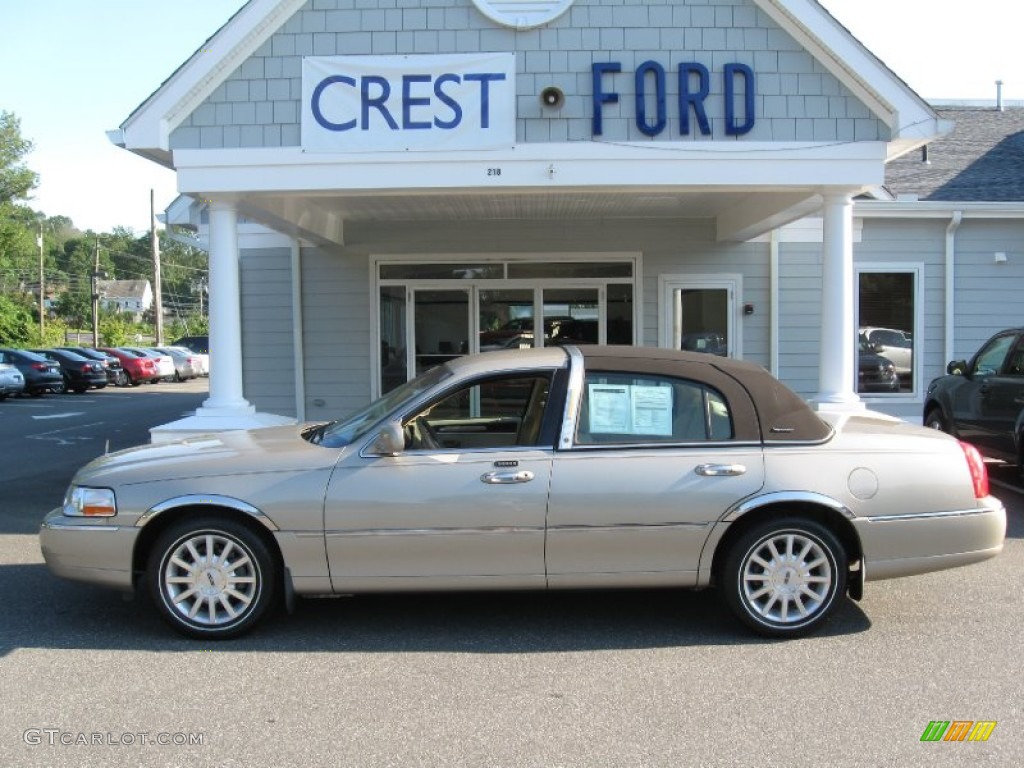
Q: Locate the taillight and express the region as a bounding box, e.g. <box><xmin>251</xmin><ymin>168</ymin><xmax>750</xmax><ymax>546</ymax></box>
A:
<box><xmin>959</xmin><ymin>442</ymin><xmax>989</xmax><ymax>498</ymax></box>
<box><xmin>31</xmin><ymin>362</ymin><xmax>48</xmax><ymax>371</ymax></box>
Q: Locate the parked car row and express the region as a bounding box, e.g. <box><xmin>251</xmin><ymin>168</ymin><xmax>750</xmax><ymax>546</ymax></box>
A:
<box><xmin>0</xmin><ymin>344</ymin><xmax>208</xmax><ymax>398</ymax></box>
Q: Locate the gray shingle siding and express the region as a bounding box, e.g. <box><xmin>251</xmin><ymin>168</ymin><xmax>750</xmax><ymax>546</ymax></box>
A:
<box><xmin>169</xmin><ymin>0</ymin><xmax>889</xmax><ymax>150</ymax></box>
<box><xmin>240</xmin><ymin>248</ymin><xmax>297</xmax><ymax>415</ymax></box>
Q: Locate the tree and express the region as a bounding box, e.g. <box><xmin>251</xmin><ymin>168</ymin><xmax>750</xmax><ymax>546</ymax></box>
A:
<box><xmin>0</xmin><ymin>293</ymin><xmax>32</xmax><ymax>345</ymax></box>
<box><xmin>0</xmin><ymin>111</ymin><xmax>37</xmax><ymax>206</ymax></box>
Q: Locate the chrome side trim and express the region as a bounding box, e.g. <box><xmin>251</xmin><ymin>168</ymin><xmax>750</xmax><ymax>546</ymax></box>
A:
<box><xmin>724</xmin><ymin>491</ymin><xmax>855</xmax><ymax>521</ymax></box>
<box><xmin>40</xmin><ymin>521</ymin><xmax>122</xmax><ymax>533</ymax></box>
<box><xmin>324</xmin><ymin>526</ymin><xmax>545</xmax><ymax>538</ymax></box>
<box><xmin>863</xmin><ymin>507</ymin><xmax>997</xmax><ymax>523</ymax></box>
<box><xmin>550</xmin><ymin>522</ymin><xmax>712</xmax><ymax>533</ymax></box>
<box><xmin>559</xmin><ymin>345</ymin><xmax>586</xmax><ymax>450</ymax></box>
<box><xmin>139</xmin><ymin>495</ymin><xmax>279</xmax><ymax>532</ymax></box>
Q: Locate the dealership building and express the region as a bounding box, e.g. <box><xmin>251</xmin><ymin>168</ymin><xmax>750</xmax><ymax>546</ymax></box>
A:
<box><xmin>106</xmin><ymin>0</ymin><xmax>1024</xmax><ymax>438</ymax></box>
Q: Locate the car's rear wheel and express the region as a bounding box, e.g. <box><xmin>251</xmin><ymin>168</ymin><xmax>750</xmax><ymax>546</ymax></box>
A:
<box><xmin>722</xmin><ymin>517</ymin><xmax>846</xmax><ymax>638</ymax></box>
<box><xmin>924</xmin><ymin>407</ymin><xmax>948</xmax><ymax>433</ymax></box>
<box><xmin>148</xmin><ymin>517</ymin><xmax>277</xmax><ymax>640</ymax></box>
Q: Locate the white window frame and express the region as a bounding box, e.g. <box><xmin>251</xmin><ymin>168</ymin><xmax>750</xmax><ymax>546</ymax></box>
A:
<box><xmin>854</xmin><ymin>262</ymin><xmax>925</xmax><ymax>403</ymax></box>
<box><xmin>658</xmin><ymin>273</ymin><xmax>743</xmax><ymax>359</ymax></box>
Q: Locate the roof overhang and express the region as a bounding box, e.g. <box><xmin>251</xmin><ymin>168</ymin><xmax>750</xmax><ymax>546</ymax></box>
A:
<box><xmin>171</xmin><ymin>141</ymin><xmax>885</xmax><ymax>244</ymax></box>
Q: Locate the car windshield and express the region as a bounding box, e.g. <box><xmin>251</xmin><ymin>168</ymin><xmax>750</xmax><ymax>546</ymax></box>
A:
<box><xmin>311</xmin><ymin>365</ymin><xmax>453</xmax><ymax>448</ymax></box>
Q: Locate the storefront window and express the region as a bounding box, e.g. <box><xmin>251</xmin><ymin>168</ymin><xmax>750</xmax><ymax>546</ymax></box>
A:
<box><xmin>380</xmin><ymin>263</ymin><xmax>504</xmax><ymax>280</ymax></box>
<box><xmin>507</xmin><ymin>262</ymin><xmax>632</xmax><ymax>279</ymax></box>
<box><xmin>379</xmin><ymin>286</ymin><xmax>407</xmax><ymax>394</ymax></box>
<box><xmin>607</xmin><ymin>283</ymin><xmax>634</xmax><ymax>345</ymax></box>
<box><xmin>857</xmin><ymin>269</ymin><xmax>918</xmax><ymax>395</ymax></box>
<box><xmin>377</xmin><ymin>257</ymin><xmax>637</xmax><ymax>394</ymax></box>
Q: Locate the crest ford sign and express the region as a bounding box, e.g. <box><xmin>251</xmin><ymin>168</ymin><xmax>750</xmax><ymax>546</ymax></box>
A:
<box><xmin>302</xmin><ymin>54</ymin><xmax>516</xmax><ymax>153</ymax></box>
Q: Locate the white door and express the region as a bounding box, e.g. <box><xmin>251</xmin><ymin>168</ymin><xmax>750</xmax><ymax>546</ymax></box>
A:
<box><xmin>660</xmin><ymin>275</ymin><xmax>741</xmax><ymax>358</ymax></box>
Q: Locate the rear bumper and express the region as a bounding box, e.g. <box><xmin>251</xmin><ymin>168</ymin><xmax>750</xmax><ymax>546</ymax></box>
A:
<box><xmin>854</xmin><ymin>498</ymin><xmax>1006</xmax><ymax>581</ymax></box>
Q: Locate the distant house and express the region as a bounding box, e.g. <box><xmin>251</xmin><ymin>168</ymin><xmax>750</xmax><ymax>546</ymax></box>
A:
<box><xmin>98</xmin><ymin>280</ymin><xmax>153</xmax><ymax>320</ymax></box>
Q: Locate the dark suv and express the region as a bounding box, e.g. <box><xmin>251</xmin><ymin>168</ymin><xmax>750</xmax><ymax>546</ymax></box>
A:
<box><xmin>924</xmin><ymin>328</ymin><xmax>1024</xmax><ymax>465</ymax></box>
<box><xmin>173</xmin><ymin>335</ymin><xmax>209</xmax><ymax>355</ymax></box>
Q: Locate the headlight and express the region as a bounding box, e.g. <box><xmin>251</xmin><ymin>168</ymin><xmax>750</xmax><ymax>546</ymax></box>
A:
<box><xmin>63</xmin><ymin>486</ymin><xmax>117</xmax><ymax>517</ymax></box>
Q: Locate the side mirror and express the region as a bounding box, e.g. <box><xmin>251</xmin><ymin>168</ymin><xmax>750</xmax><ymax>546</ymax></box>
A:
<box><xmin>946</xmin><ymin>360</ymin><xmax>967</xmax><ymax>376</ymax></box>
<box><xmin>367</xmin><ymin>422</ymin><xmax>405</xmax><ymax>456</ymax></box>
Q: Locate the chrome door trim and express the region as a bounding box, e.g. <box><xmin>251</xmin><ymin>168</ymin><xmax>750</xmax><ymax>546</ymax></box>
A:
<box><xmin>863</xmin><ymin>506</ymin><xmax>998</xmax><ymax>523</ymax></box>
<box><xmin>558</xmin><ymin>345</ymin><xmax>586</xmax><ymax>450</ymax></box>
<box><xmin>323</xmin><ymin>526</ymin><xmax>546</xmax><ymax>538</ymax></box>
<box><xmin>549</xmin><ymin>521</ymin><xmax>712</xmax><ymax>533</ymax></box>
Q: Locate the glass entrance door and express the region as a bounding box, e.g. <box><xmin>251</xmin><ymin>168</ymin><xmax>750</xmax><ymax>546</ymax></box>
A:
<box><xmin>542</xmin><ymin>288</ymin><xmax>600</xmax><ymax>346</ymax></box>
<box><xmin>413</xmin><ymin>289</ymin><xmax>470</xmax><ymax>376</ymax></box>
<box><xmin>660</xmin><ymin>276</ymin><xmax>739</xmax><ymax>358</ymax></box>
<box><xmin>378</xmin><ymin>258</ymin><xmax>637</xmax><ymax>394</ymax></box>
<box><xmin>479</xmin><ymin>289</ymin><xmax>535</xmax><ymax>351</ymax></box>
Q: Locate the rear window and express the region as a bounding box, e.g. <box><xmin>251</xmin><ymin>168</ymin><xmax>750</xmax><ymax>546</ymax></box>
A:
<box><xmin>576</xmin><ymin>371</ymin><xmax>733</xmax><ymax>445</ymax></box>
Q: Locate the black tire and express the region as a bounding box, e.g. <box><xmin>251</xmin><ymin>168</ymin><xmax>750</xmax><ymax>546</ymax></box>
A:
<box><xmin>924</xmin><ymin>407</ymin><xmax>948</xmax><ymax>433</ymax></box>
<box><xmin>129</xmin><ymin>374</ymin><xmax>141</xmax><ymax>387</ymax></box>
<box><xmin>148</xmin><ymin>517</ymin><xmax>277</xmax><ymax>640</ymax></box>
<box><xmin>721</xmin><ymin>517</ymin><xmax>846</xmax><ymax>638</ymax></box>
<box><xmin>73</xmin><ymin>386</ymin><xmax>88</xmax><ymax>394</ymax></box>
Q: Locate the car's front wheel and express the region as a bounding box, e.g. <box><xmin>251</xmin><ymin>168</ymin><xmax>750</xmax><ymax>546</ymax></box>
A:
<box><xmin>721</xmin><ymin>517</ymin><xmax>846</xmax><ymax>638</ymax></box>
<box><xmin>924</xmin><ymin>407</ymin><xmax>948</xmax><ymax>433</ymax></box>
<box><xmin>148</xmin><ymin>517</ymin><xmax>277</xmax><ymax>639</ymax></box>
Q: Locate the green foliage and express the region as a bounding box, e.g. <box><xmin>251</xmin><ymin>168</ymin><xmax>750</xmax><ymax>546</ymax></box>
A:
<box><xmin>0</xmin><ymin>292</ymin><xmax>32</xmax><ymax>345</ymax></box>
<box><xmin>0</xmin><ymin>111</ymin><xmax>37</xmax><ymax>206</ymax></box>
<box><xmin>99</xmin><ymin>315</ymin><xmax>132</xmax><ymax>347</ymax></box>
<box><xmin>0</xmin><ymin>112</ymin><xmax>208</xmax><ymax>339</ymax></box>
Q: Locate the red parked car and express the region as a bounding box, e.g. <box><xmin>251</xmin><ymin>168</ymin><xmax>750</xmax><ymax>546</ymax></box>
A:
<box><xmin>100</xmin><ymin>347</ymin><xmax>160</xmax><ymax>386</ymax></box>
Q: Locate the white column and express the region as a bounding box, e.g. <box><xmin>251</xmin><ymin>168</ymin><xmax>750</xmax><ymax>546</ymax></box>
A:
<box><xmin>198</xmin><ymin>200</ymin><xmax>254</xmax><ymax>416</ymax></box>
<box><xmin>814</xmin><ymin>191</ymin><xmax>862</xmax><ymax>410</ymax></box>
<box><xmin>149</xmin><ymin>198</ymin><xmax>296</xmax><ymax>443</ymax></box>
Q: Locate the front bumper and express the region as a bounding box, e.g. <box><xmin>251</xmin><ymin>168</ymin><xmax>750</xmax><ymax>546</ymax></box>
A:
<box><xmin>854</xmin><ymin>497</ymin><xmax>1007</xmax><ymax>581</ymax></box>
<box><xmin>39</xmin><ymin>508</ymin><xmax>140</xmax><ymax>592</ymax></box>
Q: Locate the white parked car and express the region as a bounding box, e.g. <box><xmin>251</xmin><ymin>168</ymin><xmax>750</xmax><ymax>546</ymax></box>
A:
<box><xmin>859</xmin><ymin>327</ymin><xmax>913</xmax><ymax>376</ymax></box>
<box><xmin>155</xmin><ymin>346</ymin><xmax>205</xmax><ymax>380</ymax></box>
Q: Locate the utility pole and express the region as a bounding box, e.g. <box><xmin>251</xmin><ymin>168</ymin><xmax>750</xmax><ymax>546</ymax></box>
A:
<box><xmin>151</xmin><ymin>189</ymin><xmax>164</xmax><ymax>345</ymax></box>
<box><xmin>37</xmin><ymin>219</ymin><xmax>45</xmax><ymax>339</ymax></box>
<box><xmin>91</xmin><ymin>237</ymin><xmax>101</xmax><ymax>347</ymax></box>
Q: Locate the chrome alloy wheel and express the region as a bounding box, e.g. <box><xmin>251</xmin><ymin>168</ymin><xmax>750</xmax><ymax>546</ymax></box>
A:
<box><xmin>160</xmin><ymin>530</ymin><xmax>262</xmax><ymax>628</ymax></box>
<box><xmin>740</xmin><ymin>532</ymin><xmax>833</xmax><ymax>625</ymax></box>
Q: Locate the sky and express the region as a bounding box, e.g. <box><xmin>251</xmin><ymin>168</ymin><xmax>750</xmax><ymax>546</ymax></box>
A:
<box><xmin>2</xmin><ymin>0</ymin><xmax>1022</xmax><ymax>234</ymax></box>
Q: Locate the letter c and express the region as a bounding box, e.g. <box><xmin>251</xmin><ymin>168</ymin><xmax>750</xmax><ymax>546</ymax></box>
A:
<box><xmin>311</xmin><ymin>75</ymin><xmax>357</xmax><ymax>131</ymax></box>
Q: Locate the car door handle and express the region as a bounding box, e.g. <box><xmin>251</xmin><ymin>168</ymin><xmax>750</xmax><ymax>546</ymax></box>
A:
<box><xmin>481</xmin><ymin>470</ymin><xmax>535</xmax><ymax>484</ymax></box>
<box><xmin>695</xmin><ymin>464</ymin><xmax>747</xmax><ymax>477</ymax></box>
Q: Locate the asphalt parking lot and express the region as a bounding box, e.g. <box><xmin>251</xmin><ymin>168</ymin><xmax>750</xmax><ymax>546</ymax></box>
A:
<box><xmin>0</xmin><ymin>384</ymin><xmax>1021</xmax><ymax>767</ymax></box>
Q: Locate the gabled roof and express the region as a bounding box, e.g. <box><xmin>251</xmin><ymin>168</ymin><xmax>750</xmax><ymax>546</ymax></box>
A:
<box><xmin>885</xmin><ymin>106</ymin><xmax>1024</xmax><ymax>202</ymax></box>
<box><xmin>99</xmin><ymin>280</ymin><xmax>153</xmax><ymax>300</ymax></box>
<box><xmin>110</xmin><ymin>0</ymin><xmax>945</xmax><ymax>164</ymax></box>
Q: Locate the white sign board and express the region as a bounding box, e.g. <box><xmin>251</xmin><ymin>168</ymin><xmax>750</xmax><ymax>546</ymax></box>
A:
<box><xmin>588</xmin><ymin>383</ymin><xmax>674</xmax><ymax>437</ymax></box>
<box><xmin>302</xmin><ymin>53</ymin><xmax>515</xmax><ymax>153</ymax></box>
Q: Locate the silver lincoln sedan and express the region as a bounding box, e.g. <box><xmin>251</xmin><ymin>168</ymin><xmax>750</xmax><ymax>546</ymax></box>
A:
<box><xmin>40</xmin><ymin>346</ymin><xmax>1006</xmax><ymax>640</ymax></box>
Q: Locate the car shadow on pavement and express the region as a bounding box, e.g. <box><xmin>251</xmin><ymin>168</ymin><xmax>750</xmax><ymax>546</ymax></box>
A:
<box><xmin>0</xmin><ymin>562</ymin><xmax>872</xmax><ymax>657</ymax></box>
